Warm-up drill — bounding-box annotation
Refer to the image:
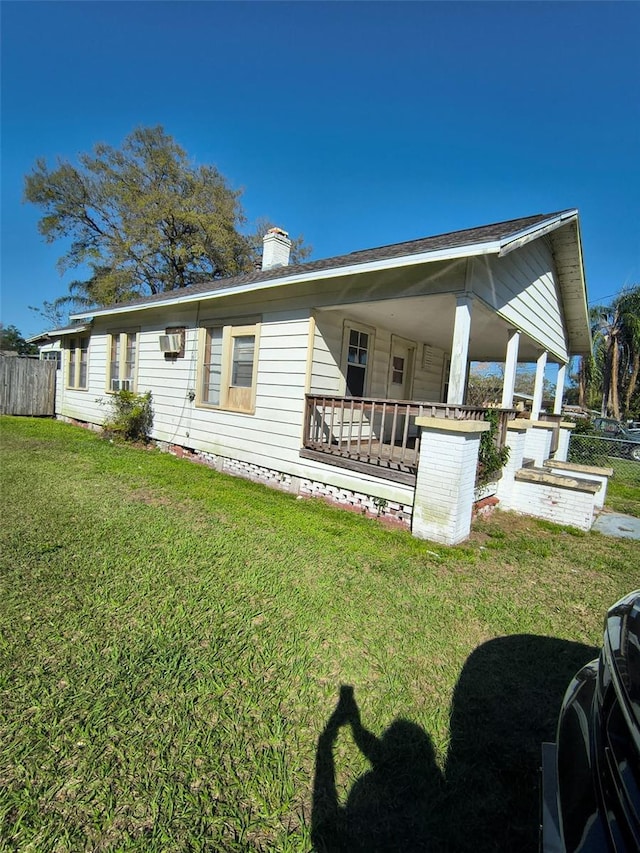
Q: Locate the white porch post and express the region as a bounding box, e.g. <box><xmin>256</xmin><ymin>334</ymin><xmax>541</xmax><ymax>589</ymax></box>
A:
<box><xmin>554</xmin><ymin>364</ymin><xmax>567</xmax><ymax>415</ymax></box>
<box><xmin>447</xmin><ymin>295</ymin><xmax>473</xmax><ymax>405</ymax></box>
<box><xmin>501</xmin><ymin>329</ymin><xmax>520</xmax><ymax>409</ymax></box>
<box><xmin>413</xmin><ymin>418</ymin><xmax>490</xmax><ymax>545</ymax></box>
<box><xmin>531</xmin><ymin>351</ymin><xmax>548</xmax><ymax>421</ymax></box>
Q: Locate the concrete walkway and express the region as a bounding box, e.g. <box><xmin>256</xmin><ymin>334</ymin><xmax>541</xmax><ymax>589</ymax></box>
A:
<box><xmin>592</xmin><ymin>511</ymin><xmax>640</xmax><ymax>540</ymax></box>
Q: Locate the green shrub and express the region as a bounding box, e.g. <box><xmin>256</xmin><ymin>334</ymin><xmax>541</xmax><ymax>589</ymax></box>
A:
<box><xmin>567</xmin><ymin>417</ymin><xmax>594</xmax><ymax>435</ymax></box>
<box><xmin>103</xmin><ymin>390</ymin><xmax>153</xmax><ymax>443</ymax></box>
<box><xmin>477</xmin><ymin>409</ymin><xmax>510</xmax><ymax>485</ymax></box>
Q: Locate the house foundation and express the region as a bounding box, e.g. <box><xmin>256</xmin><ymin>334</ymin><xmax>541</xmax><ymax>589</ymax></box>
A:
<box><xmin>159</xmin><ymin>440</ymin><xmax>414</xmax><ymax>527</ymax></box>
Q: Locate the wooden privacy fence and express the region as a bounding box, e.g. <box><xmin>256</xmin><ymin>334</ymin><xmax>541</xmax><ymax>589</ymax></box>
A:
<box><xmin>0</xmin><ymin>356</ymin><xmax>56</xmax><ymax>416</ymax></box>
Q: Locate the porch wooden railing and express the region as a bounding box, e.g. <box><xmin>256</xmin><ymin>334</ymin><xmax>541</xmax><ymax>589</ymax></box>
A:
<box><xmin>301</xmin><ymin>394</ymin><xmax>515</xmax><ymax>485</ymax></box>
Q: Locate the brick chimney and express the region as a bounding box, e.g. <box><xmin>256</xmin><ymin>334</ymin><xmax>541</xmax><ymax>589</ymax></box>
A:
<box><xmin>262</xmin><ymin>227</ymin><xmax>291</xmax><ymax>270</ymax></box>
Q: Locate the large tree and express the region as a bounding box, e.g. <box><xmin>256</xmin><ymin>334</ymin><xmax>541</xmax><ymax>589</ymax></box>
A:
<box><xmin>0</xmin><ymin>324</ymin><xmax>37</xmax><ymax>355</ymax></box>
<box><xmin>25</xmin><ymin>126</ymin><xmax>309</xmax><ymax>312</ymax></box>
<box><xmin>28</xmin><ymin>299</ymin><xmax>69</xmax><ymax>330</ymax></box>
<box><xmin>466</xmin><ymin>363</ymin><xmax>554</xmax><ymax>407</ymax></box>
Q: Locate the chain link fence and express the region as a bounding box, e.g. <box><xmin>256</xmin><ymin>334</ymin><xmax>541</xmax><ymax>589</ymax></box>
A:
<box><xmin>568</xmin><ymin>434</ymin><xmax>640</xmax><ymax>485</ymax></box>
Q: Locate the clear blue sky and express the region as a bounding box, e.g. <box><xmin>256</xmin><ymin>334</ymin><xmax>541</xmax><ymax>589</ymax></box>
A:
<box><xmin>2</xmin><ymin>1</ymin><xmax>639</xmax><ymax>337</ymax></box>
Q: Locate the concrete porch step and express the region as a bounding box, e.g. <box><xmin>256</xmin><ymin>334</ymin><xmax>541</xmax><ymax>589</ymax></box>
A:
<box><xmin>514</xmin><ymin>466</ymin><xmax>601</xmax><ymax>494</ymax></box>
<box><xmin>542</xmin><ymin>459</ymin><xmax>614</xmax><ymax>478</ymax></box>
<box><xmin>509</xmin><ymin>466</ymin><xmax>601</xmax><ymax>531</ymax></box>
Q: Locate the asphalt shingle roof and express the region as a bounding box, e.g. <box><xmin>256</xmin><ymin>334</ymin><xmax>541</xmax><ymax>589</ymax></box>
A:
<box><xmin>76</xmin><ymin>210</ymin><xmax>572</xmax><ymax>315</ymax></box>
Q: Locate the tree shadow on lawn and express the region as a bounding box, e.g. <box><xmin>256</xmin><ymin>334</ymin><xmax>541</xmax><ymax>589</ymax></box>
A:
<box><xmin>311</xmin><ymin>635</ymin><xmax>598</xmax><ymax>853</ymax></box>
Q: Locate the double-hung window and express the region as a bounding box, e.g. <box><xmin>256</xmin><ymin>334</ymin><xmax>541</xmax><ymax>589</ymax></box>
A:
<box><xmin>342</xmin><ymin>324</ymin><xmax>374</xmax><ymax>398</ymax></box>
<box><xmin>199</xmin><ymin>322</ymin><xmax>259</xmax><ymax>414</ymax></box>
<box><xmin>66</xmin><ymin>336</ymin><xmax>89</xmax><ymax>390</ymax></box>
<box><xmin>108</xmin><ymin>331</ymin><xmax>138</xmax><ymax>392</ymax></box>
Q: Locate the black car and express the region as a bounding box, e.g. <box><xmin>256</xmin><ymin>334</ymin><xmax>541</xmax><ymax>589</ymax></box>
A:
<box><xmin>591</xmin><ymin>418</ymin><xmax>640</xmax><ymax>462</ymax></box>
<box><xmin>541</xmin><ymin>590</ymin><xmax>640</xmax><ymax>851</ymax></box>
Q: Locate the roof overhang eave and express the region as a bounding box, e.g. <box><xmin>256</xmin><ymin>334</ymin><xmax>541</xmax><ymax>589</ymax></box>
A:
<box><xmin>497</xmin><ymin>209</ymin><xmax>578</xmax><ymax>257</ymax></box>
<box><xmin>27</xmin><ymin>323</ymin><xmax>92</xmax><ymax>342</ymax></box>
<box><xmin>560</xmin><ymin>216</ymin><xmax>591</xmax><ymax>359</ymax></box>
<box><xmin>70</xmin><ymin>239</ymin><xmax>502</xmax><ymax>321</ymax></box>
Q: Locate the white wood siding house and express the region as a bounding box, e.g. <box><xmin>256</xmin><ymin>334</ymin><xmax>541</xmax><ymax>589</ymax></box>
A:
<box><xmin>45</xmin><ymin>212</ymin><xmax>594</xmax><ymax>543</ymax></box>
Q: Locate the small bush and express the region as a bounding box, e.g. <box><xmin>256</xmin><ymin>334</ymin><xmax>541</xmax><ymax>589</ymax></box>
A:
<box><xmin>567</xmin><ymin>417</ymin><xmax>594</xmax><ymax>435</ymax></box>
<box><xmin>477</xmin><ymin>410</ymin><xmax>510</xmax><ymax>485</ymax></box>
<box><xmin>103</xmin><ymin>390</ymin><xmax>153</xmax><ymax>443</ymax></box>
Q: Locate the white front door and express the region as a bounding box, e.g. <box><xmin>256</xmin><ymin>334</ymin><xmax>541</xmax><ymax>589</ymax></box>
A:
<box><xmin>387</xmin><ymin>338</ymin><xmax>414</xmax><ymax>400</ymax></box>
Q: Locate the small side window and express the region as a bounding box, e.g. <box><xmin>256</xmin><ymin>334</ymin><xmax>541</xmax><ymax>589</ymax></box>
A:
<box><xmin>66</xmin><ymin>336</ymin><xmax>90</xmax><ymax>390</ymax></box>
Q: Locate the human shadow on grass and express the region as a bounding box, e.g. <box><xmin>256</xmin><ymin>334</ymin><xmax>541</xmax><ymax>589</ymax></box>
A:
<box><xmin>311</xmin><ymin>684</ymin><xmax>445</xmax><ymax>853</ymax></box>
<box><xmin>311</xmin><ymin>635</ymin><xmax>598</xmax><ymax>853</ymax></box>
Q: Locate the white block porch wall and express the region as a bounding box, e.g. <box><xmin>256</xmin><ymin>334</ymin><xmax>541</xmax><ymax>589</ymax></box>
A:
<box><xmin>543</xmin><ymin>462</ymin><xmax>611</xmax><ymax>510</ymax></box>
<box><xmin>555</xmin><ymin>427</ymin><xmax>570</xmax><ymax>461</ymax></box>
<box><xmin>495</xmin><ymin>424</ymin><xmax>529</xmax><ymax>507</ymax></box>
<box><xmin>524</xmin><ymin>423</ymin><xmax>554</xmax><ymax>466</ymax></box>
<box><xmin>508</xmin><ymin>479</ymin><xmax>595</xmax><ymax>531</ymax></box>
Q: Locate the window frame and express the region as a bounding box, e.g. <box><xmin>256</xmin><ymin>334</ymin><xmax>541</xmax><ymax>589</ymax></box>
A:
<box><xmin>197</xmin><ymin>320</ymin><xmax>260</xmax><ymax>414</ymax></box>
<box><xmin>66</xmin><ymin>335</ymin><xmax>90</xmax><ymax>391</ymax></box>
<box><xmin>340</xmin><ymin>321</ymin><xmax>375</xmax><ymax>398</ymax></box>
<box><xmin>41</xmin><ymin>350</ymin><xmax>61</xmax><ymax>370</ymax></box>
<box><xmin>106</xmin><ymin>330</ymin><xmax>139</xmax><ymax>393</ymax></box>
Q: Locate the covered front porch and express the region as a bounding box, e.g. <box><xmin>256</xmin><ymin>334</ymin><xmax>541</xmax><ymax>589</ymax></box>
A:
<box><xmin>301</xmin><ymin>394</ymin><xmax>515</xmax><ymax>485</ymax></box>
<box><xmin>297</xmin><ymin>389</ymin><xmax>597</xmax><ymax>545</ymax></box>
<box><xmin>302</xmin><ymin>280</ymin><xmax>568</xmax><ymax>479</ymax></box>
<box><xmin>296</xmin><ymin>272</ymin><xmax>589</xmax><ymax>542</ymax></box>
<box><xmin>290</xmin><ymin>214</ymin><xmax>594</xmax><ymax>542</ymax></box>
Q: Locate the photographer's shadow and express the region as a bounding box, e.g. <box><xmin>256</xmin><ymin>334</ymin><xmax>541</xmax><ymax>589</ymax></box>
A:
<box><xmin>311</xmin><ymin>636</ymin><xmax>597</xmax><ymax>852</ymax></box>
<box><xmin>311</xmin><ymin>686</ymin><xmax>445</xmax><ymax>853</ymax></box>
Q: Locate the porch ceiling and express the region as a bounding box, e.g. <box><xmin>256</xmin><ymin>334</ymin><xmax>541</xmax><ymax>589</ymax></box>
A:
<box><xmin>320</xmin><ymin>295</ymin><xmax>551</xmax><ymax>363</ymax></box>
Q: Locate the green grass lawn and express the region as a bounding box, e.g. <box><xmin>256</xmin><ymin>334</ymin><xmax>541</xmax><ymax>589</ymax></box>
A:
<box><xmin>568</xmin><ymin>435</ymin><xmax>640</xmax><ymax>516</ymax></box>
<box><xmin>1</xmin><ymin>416</ymin><xmax>638</xmax><ymax>852</ymax></box>
<box><xmin>604</xmin><ymin>458</ymin><xmax>640</xmax><ymax>516</ymax></box>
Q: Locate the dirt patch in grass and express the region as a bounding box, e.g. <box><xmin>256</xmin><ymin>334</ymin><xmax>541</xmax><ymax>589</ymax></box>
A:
<box><xmin>127</xmin><ymin>488</ymin><xmax>174</xmax><ymax>506</ymax></box>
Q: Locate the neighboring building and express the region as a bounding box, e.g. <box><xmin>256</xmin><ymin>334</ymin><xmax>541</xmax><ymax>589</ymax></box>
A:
<box><xmin>28</xmin><ymin>326</ymin><xmax>75</xmax><ymax>409</ymax></box>
<box><xmin>37</xmin><ymin>213</ymin><xmax>603</xmax><ymax>543</ymax></box>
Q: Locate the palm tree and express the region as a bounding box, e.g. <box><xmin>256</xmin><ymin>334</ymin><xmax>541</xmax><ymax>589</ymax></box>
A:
<box><xmin>618</xmin><ymin>287</ymin><xmax>640</xmax><ymax>416</ymax></box>
<box><xmin>590</xmin><ymin>285</ymin><xmax>640</xmax><ymax>419</ymax></box>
